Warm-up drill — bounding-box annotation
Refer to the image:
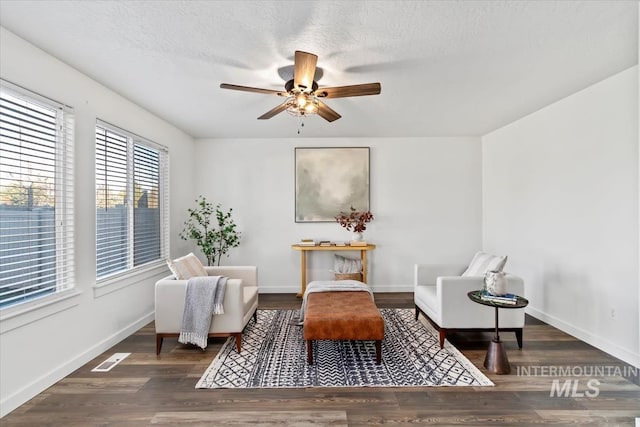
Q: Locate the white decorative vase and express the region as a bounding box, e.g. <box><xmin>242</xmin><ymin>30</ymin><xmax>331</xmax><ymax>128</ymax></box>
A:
<box><xmin>484</xmin><ymin>270</ymin><xmax>507</xmax><ymax>296</ymax></box>
<box><xmin>352</xmin><ymin>231</ymin><xmax>363</xmax><ymax>242</ymax></box>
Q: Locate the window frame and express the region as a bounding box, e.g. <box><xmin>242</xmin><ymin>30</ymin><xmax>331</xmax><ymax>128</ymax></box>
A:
<box><xmin>94</xmin><ymin>120</ymin><xmax>169</xmax><ymax>287</ymax></box>
<box><xmin>0</xmin><ymin>79</ymin><xmax>76</xmax><ymax>315</ymax></box>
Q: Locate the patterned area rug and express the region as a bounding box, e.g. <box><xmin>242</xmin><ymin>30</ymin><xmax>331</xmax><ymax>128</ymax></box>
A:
<box><xmin>196</xmin><ymin>308</ymin><xmax>493</xmax><ymax>388</ymax></box>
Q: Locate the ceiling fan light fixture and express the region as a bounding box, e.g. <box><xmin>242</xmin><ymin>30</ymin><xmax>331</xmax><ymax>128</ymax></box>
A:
<box><xmin>286</xmin><ymin>93</ymin><xmax>318</xmax><ymax>117</ymax></box>
<box><xmin>304</xmin><ymin>101</ymin><xmax>318</xmax><ymax>114</ymax></box>
<box><xmin>295</xmin><ymin>93</ymin><xmax>307</xmax><ymax>108</ymax></box>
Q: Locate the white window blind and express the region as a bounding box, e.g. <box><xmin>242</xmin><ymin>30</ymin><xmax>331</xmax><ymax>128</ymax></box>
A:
<box><xmin>0</xmin><ymin>80</ymin><xmax>75</xmax><ymax>309</ymax></box>
<box><xmin>95</xmin><ymin>121</ymin><xmax>168</xmax><ymax>280</ymax></box>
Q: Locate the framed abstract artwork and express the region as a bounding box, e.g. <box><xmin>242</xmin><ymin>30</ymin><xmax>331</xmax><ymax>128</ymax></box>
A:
<box><xmin>295</xmin><ymin>147</ymin><xmax>370</xmax><ymax>222</ymax></box>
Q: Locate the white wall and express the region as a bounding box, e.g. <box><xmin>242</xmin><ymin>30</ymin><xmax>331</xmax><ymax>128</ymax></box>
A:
<box><xmin>0</xmin><ymin>28</ymin><xmax>196</xmax><ymax>416</ymax></box>
<box><xmin>482</xmin><ymin>66</ymin><xmax>639</xmax><ymax>367</ymax></box>
<box><xmin>193</xmin><ymin>137</ymin><xmax>483</xmax><ymax>293</ymax></box>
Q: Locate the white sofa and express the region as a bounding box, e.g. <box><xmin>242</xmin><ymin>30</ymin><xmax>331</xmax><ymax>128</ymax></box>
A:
<box><xmin>414</xmin><ymin>264</ymin><xmax>525</xmax><ymax>348</ymax></box>
<box><xmin>155</xmin><ymin>265</ymin><xmax>258</xmax><ymax>354</ymax></box>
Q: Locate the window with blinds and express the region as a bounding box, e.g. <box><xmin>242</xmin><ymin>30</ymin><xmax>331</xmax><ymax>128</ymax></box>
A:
<box><xmin>95</xmin><ymin>121</ymin><xmax>168</xmax><ymax>280</ymax></box>
<box><xmin>0</xmin><ymin>80</ymin><xmax>75</xmax><ymax>309</ymax></box>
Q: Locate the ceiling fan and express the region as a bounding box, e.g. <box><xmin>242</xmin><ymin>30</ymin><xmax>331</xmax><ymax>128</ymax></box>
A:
<box><xmin>220</xmin><ymin>51</ymin><xmax>381</xmax><ymax>122</ymax></box>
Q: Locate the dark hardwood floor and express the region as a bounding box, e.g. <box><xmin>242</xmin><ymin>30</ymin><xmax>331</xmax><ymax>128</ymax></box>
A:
<box><xmin>3</xmin><ymin>293</ymin><xmax>639</xmax><ymax>426</ymax></box>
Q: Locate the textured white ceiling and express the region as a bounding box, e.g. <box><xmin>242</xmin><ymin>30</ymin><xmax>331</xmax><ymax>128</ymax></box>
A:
<box><xmin>0</xmin><ymin>0</ymin><xmax>637</xmax><ymax>138</ymax></box>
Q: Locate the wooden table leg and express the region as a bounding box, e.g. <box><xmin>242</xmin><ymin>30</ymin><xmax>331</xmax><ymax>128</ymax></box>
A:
<box><xmin>484</xmin><ymin>306</ymin><xmax>510</xmax><ymax>374</ymax></box>
<box><xmin>297</xmin><ymin>251</ymin><xmax>307</xmax><ymax>297</ymax></box>
<box><xmin>361</xmin><ymin>249</ymin><xmax>368</xmax><ymax>283</ymax></box>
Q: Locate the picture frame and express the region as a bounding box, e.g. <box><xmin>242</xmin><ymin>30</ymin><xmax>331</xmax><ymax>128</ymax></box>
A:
<box><xmin>295</xmin><ymin>147</ymin><xmax>370</xmax><ymax>222</ymax></box>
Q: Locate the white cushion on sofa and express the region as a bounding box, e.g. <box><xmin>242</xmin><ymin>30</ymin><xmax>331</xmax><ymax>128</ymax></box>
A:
<box><xmin>461</xmin><ymin>251</ymin><xmax>507</xmax><ymax>277</ymax></box>
<box><xmin>167</xmin><ymin>252</ymin><xmax>207</xmax><ymax>279</ymax></box>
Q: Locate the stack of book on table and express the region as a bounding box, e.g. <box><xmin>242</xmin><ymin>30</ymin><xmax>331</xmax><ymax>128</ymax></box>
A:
<box><xmin>319</xmin><ymin>240</ymin><xmax>332</xmax><ymax>247</ymax></box>
<box><xmin>480</xmin><ymin>290</ymin><xmax>518</xmax><ymax>304</ymax></box>
<box><xmin>349</xmin><ymin>241</ymin><xmax>367</xmax><ymax>247</ymax></box>
<box><xmin>299</xmin><ymin>239</ymin><xmax>316</xmax><ymax>246</ymax></box>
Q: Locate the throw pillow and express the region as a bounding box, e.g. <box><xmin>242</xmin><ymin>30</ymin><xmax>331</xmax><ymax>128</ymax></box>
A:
<box><xmin>167</xmin><ymin>252</ymin><xmax>207</xmax><ymax>279</ymax></box>
<box><xmin>461</xmin><ymin>251</ymin><xmax>508</xmax><ymax>277</ymax></box>
<box><xmin>333</xmin><ymin>254</ymin><xmax>362</xmax><ymax>274</ymax></box>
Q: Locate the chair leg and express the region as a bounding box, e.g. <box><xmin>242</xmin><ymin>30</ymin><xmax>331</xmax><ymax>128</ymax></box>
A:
<box><xmin>375</xmin><ymin>340</ymin><xmax>382</xmax><ymax>365</ymax></box>
<box><xmin>515</xmin><ymin>328</ymin><xmax>523</xmax><ymax>349</ymax></box>
<box><xmin>233</xmin><ymin>333</ymin><xmax>242</xmax><ymax>352</ymax></box>
<box><xmin>155</xmin><ymin>335</ymin><xmax>163</xmax><ymax>355</ymax></box>
<box><xmin>439</xmin><ymin>329</ymin><xmax>447</xmax><ymax>348</ymax></box>
<box><xmin>415</xmin><ymin>305</ymin><xmax>420</xmax><ymax>320</ymax></box>
<box><xmin>253</xmin><ymin>308</ymin><xmax>258</xmax><ymax>323</ymax></box>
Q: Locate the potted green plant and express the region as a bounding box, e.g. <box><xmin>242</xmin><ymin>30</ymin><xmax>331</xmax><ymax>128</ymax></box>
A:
<box><xmin>180</xmin><ymin>196</ymin><xmax>241</xmax><ymax>266</ymax></box>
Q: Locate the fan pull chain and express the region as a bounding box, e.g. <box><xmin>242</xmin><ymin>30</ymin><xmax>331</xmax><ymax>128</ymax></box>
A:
<box><xmin>297</xmin><ymin>117</ymin><xmax>305</xmax><ymax>135</ymax></box>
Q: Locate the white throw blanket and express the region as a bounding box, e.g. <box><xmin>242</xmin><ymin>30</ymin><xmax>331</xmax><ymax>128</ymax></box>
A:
<box><xmin>179</xmin><ymin>275</ymin><xmax>227</xmax><ymax>349</ymax></box>
<box><xmin>294</xmin><ymin>280</ymin><xmax>374</xmax><ymax>325</ymax></box>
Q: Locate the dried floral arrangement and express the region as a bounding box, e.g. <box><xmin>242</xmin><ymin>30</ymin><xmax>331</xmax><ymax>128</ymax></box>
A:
<box><xmin>335</xmin><ymin>206</ymin><xmax>374</xmax><ymax>233</ymax></box>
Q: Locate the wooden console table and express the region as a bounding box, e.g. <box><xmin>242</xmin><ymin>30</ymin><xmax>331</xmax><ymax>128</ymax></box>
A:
<box><xmin>291</xmin><ymin>243</ymin><xmax>376</xmax><ymax>296</ymax></box>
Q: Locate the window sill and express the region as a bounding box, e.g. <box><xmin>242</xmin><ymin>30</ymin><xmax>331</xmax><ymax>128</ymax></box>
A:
<box><xmin>93</xmin><ymin>261</ymin><xmax>169</xmax><ymax>298</ymax></box>
<box><xmin>0</xmin><ymin>289</ymin><xmax>83</xmax><ymax>334</ymax></box>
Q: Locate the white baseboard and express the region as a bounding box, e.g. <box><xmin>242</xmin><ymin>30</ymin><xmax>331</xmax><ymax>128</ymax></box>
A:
<box><xmin>526</xmin><ymin>305</ymin><xmax>640</xmax><ymax>368</ymax></box>
<box><xmin>370</xmin><ymin>285</ymin><xmax>414</xmax><ymax>293</ymax></box>
<box><xmin>0</xmin><ymin>311</ymin><xmax>154</xmax><ymax>418</ymax></box>
<box><xmin>258</xmin><ymin>285</ymin><xmax>300</xmax><ymax>293</ymax></box>
<box><xmin>258</xmin><ymin>285</ymin><xmax>414</xmax><ymax>293</ymax></box>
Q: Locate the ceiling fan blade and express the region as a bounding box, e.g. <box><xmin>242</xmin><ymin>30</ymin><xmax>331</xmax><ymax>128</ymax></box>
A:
<box><xmin>293</xmin><ymin>51</ymin><xmax>318</xmax><ymax>92</ymax></box>
<box><xmin>315</xmin><ymin>83</ymin><xmax>381</xmax><ymax>99</ymax></box>
<box><xmin>257</xmin><ymin>101</ymin><xmax>289</xmax><ymax>120</ymax></box>
<box><xmin>317</xmin><ymin>101</ymin><xmax>341</xmax><ymax>122</ymax></box>
<box><xmin>220</xmin><ymin>83</ymin><xmax>286</xmax><ymax>96</ymax></box>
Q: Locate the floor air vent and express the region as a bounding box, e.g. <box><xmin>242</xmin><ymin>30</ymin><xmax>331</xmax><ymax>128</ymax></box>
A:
<box><xmin>91</xmin><ymin>352</ymin><xmax>130</xmax><ymax>372</ymax></box>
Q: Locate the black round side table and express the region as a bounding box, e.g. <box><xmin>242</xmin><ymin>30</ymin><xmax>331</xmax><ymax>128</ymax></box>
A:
<box><xmin>467</xmin><ymin>290</ymin><xmax>529</xmax><ymax>374</ymax></box>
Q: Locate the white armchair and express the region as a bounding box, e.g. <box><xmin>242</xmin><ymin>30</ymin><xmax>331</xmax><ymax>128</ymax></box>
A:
<box><xmin>155</xmin><ymin>266</ymin><xmax>259</xmax><ymax>354</ymax></box>
<box><xmin>414</xmin><ymin>264</ymin><xmax>525</xmax><ymax>348</ymax></box>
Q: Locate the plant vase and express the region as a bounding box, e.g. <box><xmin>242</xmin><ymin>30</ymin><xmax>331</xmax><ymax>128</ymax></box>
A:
<box><xmin>352</xmin><ymin>231</ymin><xmax>364</xmax><ymax>242</ymax></box>
<box><xmin>484</xmin><ymin>270</ymin><xmax>507</xmax><ymax>296</ymax></box>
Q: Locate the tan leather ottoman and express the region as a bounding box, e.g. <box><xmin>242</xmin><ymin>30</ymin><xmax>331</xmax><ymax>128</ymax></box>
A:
<box><xmin>303</xmin><ymin>291</ymin><xmax>384</xmax><ymax>364</ymax></box>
